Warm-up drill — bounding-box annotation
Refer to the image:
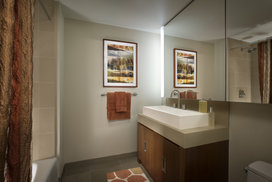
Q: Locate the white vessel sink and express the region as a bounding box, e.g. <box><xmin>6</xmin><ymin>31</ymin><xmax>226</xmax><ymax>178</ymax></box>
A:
<box><xmin>142</xmin><ymin>105</ymin><xmax>209</xmax><ymax>130</ymax></box>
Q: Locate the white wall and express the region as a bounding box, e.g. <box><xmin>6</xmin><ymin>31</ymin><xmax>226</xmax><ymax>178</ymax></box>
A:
<box><xmin>63</xmin><ymin>19</ymin><xmax>161</xmax><ymax>164</ymax></box>
<box><xmin>164</xmin><ymin>35</ymin><xmax>216</xmax><ymax>100</ymax></box>
<box><xmin>229</xmin><ymin>102</ymin><xmax>272</xmax><ymax>182</ymax></box>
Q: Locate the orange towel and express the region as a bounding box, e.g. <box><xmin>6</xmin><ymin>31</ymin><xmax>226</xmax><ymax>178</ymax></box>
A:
<box><xmin>180</xmin><ymin>91</ymin><xmax>186</xmax><ymax>99</ymax></box>
<box><xmin>115</xmin><ymin>92</ymin><xmax>128</xmax><ymax>112</ymax></box>
<box><xmin>187</xmin><ymin>91</ymin><xmax>197</xmax><ymax>100</ymax></box>
<box><xmin>107</xmin><ymin>92</ymin><xmax>131</xmax><ymax>121</ymax></box>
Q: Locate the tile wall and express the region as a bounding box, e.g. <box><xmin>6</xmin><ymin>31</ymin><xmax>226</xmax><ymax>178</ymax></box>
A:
<box><xmin>32</xmin><ymin>0</ymin><xmax>57</xmax><ymax>160</ymax></box>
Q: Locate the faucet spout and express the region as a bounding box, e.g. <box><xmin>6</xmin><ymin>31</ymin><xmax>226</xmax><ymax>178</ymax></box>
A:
<box><xmin>170</xmin><ymin>90</ymin><xmax>180</xmax><ymax>108</ymax></box>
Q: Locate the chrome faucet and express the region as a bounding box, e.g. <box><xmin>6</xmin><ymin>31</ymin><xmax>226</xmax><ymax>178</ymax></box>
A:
<box><xmin>170</xmin><ymin>90</ymin><xmax>180</xmax><ymax>108</ymax></box>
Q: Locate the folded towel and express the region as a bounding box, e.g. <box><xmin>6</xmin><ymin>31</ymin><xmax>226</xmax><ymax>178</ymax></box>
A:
<box><xmin>180</xmin><ymin>91</ymin><xmax>186</xmax><ymax>99</ymax></box>
<box><xmin>187</xmin><ymin>91</ymin><xmax>197</xmax><ymax>99</ymax></box>
<box><xmin>115</xmin><ymin>92</ymin><xmax>128</xmax><ymax>112</ymax></box>
<box><xmin>107</xmin><ymin>92</ymin><xmax>131</xmax><ymax>121</ymax></box>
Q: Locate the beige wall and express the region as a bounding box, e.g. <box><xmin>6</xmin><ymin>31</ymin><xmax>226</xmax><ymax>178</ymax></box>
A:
<box><xmin>63</xmin><ymin>19</ymin><xmax>161</xmax><ymax>164</ymax></box>
<box><xmin>32</xmin><ymin>0</ymin><xmax>57</xmax><ymax>161</ymax></box>
<box><xmin>229</xmin><ymin>102</ymin><xmax>272</xmax><ymax>182</ymax></box>
<box><xmin>164</xmin><ymin>35</ymin><xmax>220</xmax><ymax>100</ymax></box>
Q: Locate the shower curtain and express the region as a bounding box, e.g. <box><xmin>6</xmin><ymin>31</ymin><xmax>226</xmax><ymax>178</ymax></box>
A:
<box><xmin>258</xmin><ymin>40</ymin><xmax>272</xmax><ymax>104</ymax></box>
<box><xmin>0</xmin><ymin>0</ymin><xmax>34</xmax><ymax>181</ymax></box>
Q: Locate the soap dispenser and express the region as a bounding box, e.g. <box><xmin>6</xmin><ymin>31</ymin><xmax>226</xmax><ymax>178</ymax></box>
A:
<box><xmin>199</xmin><ymin>99</ymin><xmax>208</xmax><ymax>113</ymax></box>
<box><xmin>209</xmin><ymin>106</ymin><xmax>215</xmax><ymax>127</ymax></box>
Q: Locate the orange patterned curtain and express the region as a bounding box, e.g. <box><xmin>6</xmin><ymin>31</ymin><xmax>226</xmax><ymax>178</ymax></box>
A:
<box><xmin>258</xmin><ymin>40</ymin><xmax>272</xmax><ymax>104</ymax></box>
<box><xmin>0</xmin><ymin>0</ymin><xmax>34</xmax><ymax>181</ymax></box>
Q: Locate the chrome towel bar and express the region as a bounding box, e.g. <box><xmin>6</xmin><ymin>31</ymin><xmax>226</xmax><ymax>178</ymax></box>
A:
<box><xmin>101</xmin><ymin>92</ymin><xmax>138</xmax><ymax>96</ymax></box>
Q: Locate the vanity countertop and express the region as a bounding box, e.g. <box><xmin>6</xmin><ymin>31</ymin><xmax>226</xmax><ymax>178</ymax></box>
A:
<box><xmin>138</xmin><ymin>113</ymin><xmax>229</xmax><ymax>149</ymax></box>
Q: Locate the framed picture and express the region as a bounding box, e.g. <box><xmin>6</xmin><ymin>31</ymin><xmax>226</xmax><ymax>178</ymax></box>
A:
<box><xmin>103</xmin><ymin>39</ymin><xmax>138</xmax><ymax>87</ymax></box>
<box><xmin>174</xmin><ymin>48</ymin><xmax>197</xmax><ymax>88</ymax></box>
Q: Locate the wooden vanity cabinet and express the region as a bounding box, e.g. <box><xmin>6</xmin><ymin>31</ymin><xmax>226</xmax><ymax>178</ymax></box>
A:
<box><xmin>137</xmin><ymin>123</ymin><xmax>228</xmax><ymax>182</ymax></box>
<box><xmin>138</xmin><ymin>123</ymin><xmax>180</xmax><ymax>182</ymax></box>
<box><xmin>138</xmin><ymin>123</ymin><xmax>164</xmax><ymax>182</ymax></box>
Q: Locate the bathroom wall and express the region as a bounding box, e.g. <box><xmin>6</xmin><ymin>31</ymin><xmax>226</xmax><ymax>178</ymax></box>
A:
<box><xmin>164</xmin><ymin>35</ymin><xmax>216</xmax><ymax>99</ymax></box>
<box><xmin>32</xmin><ymin>0</ymin><xmax>57</xmax><ymax>161</ymax></box>
<box><xmin>63</xmin><ymin>19</ymin><xmax>161</xmax><ymax>164</ymax></box>
<box><xmin>229</xmin><ymin>102</ymin><xmax>272</xmax><ymax>182</ymax></box>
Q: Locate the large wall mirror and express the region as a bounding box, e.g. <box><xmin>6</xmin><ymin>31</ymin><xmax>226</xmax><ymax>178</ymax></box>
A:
<box><xmin>226</xmin><ymin>0</ymin><xmax>272</xmax><ymax>104</ymax></box>
<box><xmin>164</xmin><ymin>0</ymin><xmax>226</xmax><ymax>101</ymax></box>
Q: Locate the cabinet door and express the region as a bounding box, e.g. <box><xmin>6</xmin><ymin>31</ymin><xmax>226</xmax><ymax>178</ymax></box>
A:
<box><xmin>163</xmin><ymin>139</ymin><xmax>180</xmax><ymax>182</ymax></box>
<box><xmin>152</xmin><ymin>131</ymin><xmax>164</xmax><ymax>182</ymax></box>
<box><xmin>144</xmin><ymin>126</ymin><xmax>154</xmax><ymax>175</ymax></box>
<box><xmin>137</xmin><ymin>123</ymin><xmax>145</xmax><ymax>164</ymax></box>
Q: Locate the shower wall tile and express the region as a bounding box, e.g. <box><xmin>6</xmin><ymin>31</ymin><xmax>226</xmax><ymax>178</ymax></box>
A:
<box><xmin>39</xmin><ymin>108</ymin><xmax>55</xmax><ymax>133</ymax></box>
<box><xmin>39</xmin><ymin>83</ymin><xmax>56</xmax><ymax>107</ymax></box>
<box><xmin>33</xmin><ymin>83</ymin><xmax>39</xmax><ymax>107</ymax></box>
<box><xmin>32</xmin><ymin>0</ymin><xmax>57</xmax><ymax>161</ymax></box>
<box><xmin>33</xmin><ymin>57</ymin><xmax>39</xmax><ymax>82</ymax></box>
<box><xmin>38</xmin><ymin>133</ymin><xmax>55</xmax><ymax>159</ymax></box>
<box><xmin>39</xmin><ymin>58</ymin><xmax>56</xmax><ymax>82</ymax></box>
<box><xmin>32</xmin><ymin>108</ymin><xmax>39</xmax><ymax>133</ymax></box>
<box><xmin>39</xmin><ymin>31</ymin><xmax>56</xmax><ymax>58</ymax></box>
<box><xmin>32</xmin><ymin>134</ymin><xmax>39</xmax><ymax>161</ymax></box>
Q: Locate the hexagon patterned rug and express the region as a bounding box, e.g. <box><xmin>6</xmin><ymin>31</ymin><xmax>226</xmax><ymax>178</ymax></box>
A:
<box><xmin>107</xmin><ymin>167</ymin><xmax>150</xmax><ymax>182</ymax></box>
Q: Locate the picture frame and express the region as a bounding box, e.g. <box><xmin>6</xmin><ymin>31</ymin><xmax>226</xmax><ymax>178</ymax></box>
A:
<box><xmin>174</xmin><ymin>48</ymin><xmax>197</xmax><ymax>88</ymax></box>
<box><xmin>103</xmin><ymin>39</ymin><xmax>138</xmax><ymax>87</ymax></box>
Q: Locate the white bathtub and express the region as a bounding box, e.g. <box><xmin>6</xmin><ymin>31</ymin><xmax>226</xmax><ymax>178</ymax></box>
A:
<box><xmin>32</xmin><ymin>158</ymin><xmax>58</xmax><ymax>182</ymax></box>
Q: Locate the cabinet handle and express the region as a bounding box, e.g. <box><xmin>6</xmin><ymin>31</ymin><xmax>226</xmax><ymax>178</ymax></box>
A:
<box><xmin>162</xmin><ymin>157</ymin><xmax>166</xmax><ymax>173</ymax></box>
<box><xmin>144</xmin><ymin>141</ymin><xmax>147</xmax><ymax>152</ymax></box>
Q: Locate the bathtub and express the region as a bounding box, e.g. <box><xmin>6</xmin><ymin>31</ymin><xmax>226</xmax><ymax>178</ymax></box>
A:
<box><xmin>32</xmin><ymin>158</ymin><xmax>58</xmax><ymax>182</ymax></box>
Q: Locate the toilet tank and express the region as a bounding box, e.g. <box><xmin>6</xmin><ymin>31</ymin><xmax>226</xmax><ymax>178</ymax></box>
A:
<box><xmin>247</xmin><ymin>161</ymin><xmax>272</xmax><ymax>182</ymax></box>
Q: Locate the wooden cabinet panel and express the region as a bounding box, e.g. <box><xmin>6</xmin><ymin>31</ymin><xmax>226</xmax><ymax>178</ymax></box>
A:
<box><xmin>184</xmin><ymin>141</ymin><xmax>228</xmax><ymax>182</ymax></box>
<box><xmin>152</xmin><ymin>131</ymin><xmax>164</xmax><ymax>182</ymax></box>
<box><xmin>137</xmin><ymin>124</ymin><xmax>145</xmax><ymax>164</ymax></box>
<box><xmin>163</xmin><ymin>138</ymin><xmax>180</xmax><ymax>182</ymax></box>
<box><xmin>144</xmin><ymin>126</ymin><xmax>154</xmax><ymax>174</ymax></box>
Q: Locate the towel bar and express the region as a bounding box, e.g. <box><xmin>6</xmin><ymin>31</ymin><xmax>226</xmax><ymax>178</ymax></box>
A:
<box><xmin>101</xmin><ymin>92</ymin><xmax>137</xmax><ymax>96</ymax></box>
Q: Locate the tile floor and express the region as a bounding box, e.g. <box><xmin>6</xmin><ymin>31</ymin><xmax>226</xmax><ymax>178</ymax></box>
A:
<box><xmin>61</xmin><ymin>152</ymin><xmax>153</xmax><ymax>182</ymax></box>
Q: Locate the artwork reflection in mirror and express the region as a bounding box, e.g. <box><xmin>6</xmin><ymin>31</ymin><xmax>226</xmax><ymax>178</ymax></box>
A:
<box><xmin>227</xmin><ymin>0</ymin><xmax>272</xmax><ymax>104</ymax></box>
<box><xmin>174</xmin><ymin>49</ymin><xmax>197</xmax><ymax>88</ymax></box>
<box><xmin>164</xmin><ymin>0</ymin><xmax>226</xmax><ymax>101</ymax></box>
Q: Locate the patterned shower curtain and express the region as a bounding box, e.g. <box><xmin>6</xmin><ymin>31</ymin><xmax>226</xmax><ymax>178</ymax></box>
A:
<box><xmin>258</xmin><ymin>40</ymin><xmax>272</xmax><ymax>104</ymax></box>
<box><xmin>0</xmin><ymin>0</ymin><xmax>34</xmax><ymax>181</ymax></box>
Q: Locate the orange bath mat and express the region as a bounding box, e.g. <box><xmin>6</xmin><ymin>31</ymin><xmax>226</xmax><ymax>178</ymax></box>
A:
<box><xmin>107</xmin><ymin>167</ymin><xmax>150</xmax><ymax>182</ymax></box>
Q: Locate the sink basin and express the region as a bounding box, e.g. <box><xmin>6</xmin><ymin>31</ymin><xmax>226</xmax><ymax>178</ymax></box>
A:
<box><xmin>142</xmin><ymin>105</ymin><xmax>209</xmax><ymax>130</ymax></box>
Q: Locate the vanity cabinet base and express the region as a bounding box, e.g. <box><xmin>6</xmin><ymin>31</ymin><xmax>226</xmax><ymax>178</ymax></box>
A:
<box><xmin>137</xmin><ymin>123</ymin><xmax>228</xmax><ymax>182</ymax></box>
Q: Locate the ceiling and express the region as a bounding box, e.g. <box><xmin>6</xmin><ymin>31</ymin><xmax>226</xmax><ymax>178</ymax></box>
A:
<box><xmin>164</xmin><ymin>0</ymin><xmax>225</xmax><ymax>41</ymax></box>
<box><xmin>60</xmin><ymin>0</ymin><xmax>192</xmax><ymax>33</ymax></box>
<box><xmin>60</xmin><ymin>0</ymin><xmax>272</xmax><ymax>43</ymax></box>
<box><xmin>164</xmin><ymin>0</ymin><xmax>272</xmax><ymax>42</ymax></box>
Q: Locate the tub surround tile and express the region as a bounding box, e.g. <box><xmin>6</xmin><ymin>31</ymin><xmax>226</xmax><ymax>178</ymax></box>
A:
<box><xmin>39</xmin><ymin>83</ymin><xmax>56</xmax><ymax>107</ymax></box>
<box><xmin>39</xmin><ymin>108</ymin><xmax>55</xmax><ymax>133</ymax></box>
<box><xmin>38</xmin><ymin>133</ymin><xmax>55</xmax><ymax>159</ymax></box>
<box><xmin>39</xmin><ymin>58</ymin><xmax>56</xmax><ymax>83</ymax></box>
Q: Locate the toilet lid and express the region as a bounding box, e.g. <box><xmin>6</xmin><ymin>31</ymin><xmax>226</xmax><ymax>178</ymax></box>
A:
<box><xmin>248</xmin><ymin>161</ymin><xmax>272</xmax><ymax>181</ymax></box>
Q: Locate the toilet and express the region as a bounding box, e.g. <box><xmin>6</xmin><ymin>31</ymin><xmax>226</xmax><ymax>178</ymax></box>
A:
<box><xmin>246</xmin><ymin>161</ymin><xmax>272</xmax><ymax>182</ymax></box>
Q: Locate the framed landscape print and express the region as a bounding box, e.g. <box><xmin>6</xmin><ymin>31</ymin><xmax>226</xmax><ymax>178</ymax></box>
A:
<box><xmin>103</xmin><ymin>39</ymin><xmax>138</xmax><ymax>87</ymax></box>
<box><xmin>174</xmin><ymin>48</ymin><xmax>197</xmax><ymax>88</ymax></box>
